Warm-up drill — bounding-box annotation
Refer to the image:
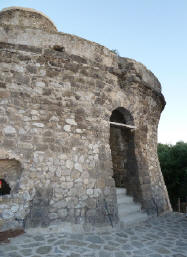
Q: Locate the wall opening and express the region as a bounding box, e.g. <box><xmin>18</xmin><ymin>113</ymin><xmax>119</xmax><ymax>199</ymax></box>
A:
<box><xmin>0</xmin><ymin>179</ymin><xmax>11</xmax><ymax>195</ymax></box>
<box><xmin>0</xmin><ymin>159</ymin><xmax>22</xmax><ymax>195</ymax></box>
<box><xmin>109</xmin><ymin>107</ymin><xmax>139</xmax><ymax>197</ymax></box>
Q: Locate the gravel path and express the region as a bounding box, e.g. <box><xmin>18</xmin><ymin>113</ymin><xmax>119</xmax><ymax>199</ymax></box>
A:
<box><xmin>0</xmin><ymin>213</ymin><xmax>187</xmax><ymax>257</ymax></box>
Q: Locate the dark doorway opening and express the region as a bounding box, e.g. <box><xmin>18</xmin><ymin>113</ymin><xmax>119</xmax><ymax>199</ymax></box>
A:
<box><xmin>109</xmin><ymin>107</ymin><xmax>137</xmax><ymax>192</ymax></box>
<box><xmin>0</xmin><ymin>159</ymin><xmax>22</xmax><ymax>195</ymax></box>
<box><xmin>0</xmin><ymin>179</ymin><xmax>11</xmax><ymax>195</ymax></box>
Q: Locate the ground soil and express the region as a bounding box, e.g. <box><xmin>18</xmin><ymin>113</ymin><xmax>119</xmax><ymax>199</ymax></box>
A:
<box><xmin>0</xmin><ymin>229</ymin><xmax>24</xmax><ymax>243</ymax></box>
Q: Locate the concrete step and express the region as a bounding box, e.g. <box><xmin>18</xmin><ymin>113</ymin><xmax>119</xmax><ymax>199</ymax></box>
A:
<box><xmin>116</xmin><ymin>188</ymin><xmax>127</xmax><ymax>195</ymax></box>
<box><xmin>117</xmin><ymin>194</ymin><xmax>133</xmax><ymax>204</ymax></box>
<box><xmin>116</xmin><ymin>187</ymin><xmax>148</xmax><ymax>227</ymax></box>
<box><xmin>118</xmin><ymin>203</ymin><xmax>141</xmax><ymax>216</ymax></box>
<box><xmin>119</xmin><ymin>212</ymin><xmax>148</xmax><ymax>227</ymax></box>
<box><xmin>118</xmin><ymin>199</ymin><xmax>138</xmax><ymax>208</ymax></box>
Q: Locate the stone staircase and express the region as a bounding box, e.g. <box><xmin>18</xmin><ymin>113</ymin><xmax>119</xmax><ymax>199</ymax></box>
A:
<box><xmin>116</xmin><ymin>188</ymin><xmax>148</xmax><ymax>227</ymax></box>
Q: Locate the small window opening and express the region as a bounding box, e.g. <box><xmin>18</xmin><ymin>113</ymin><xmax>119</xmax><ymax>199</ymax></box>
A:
<box><xmin>53</xmin><ymin>45</ymin><xmax>65</xmax><ymax>52</ymax></box>
<box><xmin>0</xmin><ymin>179</ymin><xmax>11</xmax><ymax>195</ymax></box>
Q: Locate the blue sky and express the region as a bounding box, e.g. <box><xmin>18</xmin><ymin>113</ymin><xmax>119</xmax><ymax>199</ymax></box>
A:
<box><xmin>0</xmin><ymin>0</ymin><xmax>186</xmax><ymax>144</ymax></box>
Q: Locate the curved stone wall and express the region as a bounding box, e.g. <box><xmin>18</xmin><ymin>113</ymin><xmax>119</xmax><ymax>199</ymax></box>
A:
<box><xmin>0</xmin><ymin>7</ymin><xmax>171</xmax><ymax>230</ymax></box>
<box><xmin>0</xmin><ymin>7</ymin><xmax>57</xmax><ymax>32</ymax></box>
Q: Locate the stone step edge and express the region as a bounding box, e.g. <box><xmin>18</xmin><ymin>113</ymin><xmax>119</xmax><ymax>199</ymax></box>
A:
<box><xmin>117</xmin><ymin>196</ymin><xmax>134</xmax><ymax>204</ymax></box>
<box><xmin>118</xmin><ymin>200</ymin><xmax>141</xmax><ymax>208</ymax></box>
<box><xmin>116</xmin><ymin>188</ymin><xmax>127</xmax><ymax>195</ymax></box>
<box><xmin>118</xmin><ymin>216</ymin><xmax>148</xmax><ymax>229</ymax></box>
<box><xmin>119</xmin><ymin>212</ymin><xmax>148</xmax><ymax>222</ymax></box>
<box><xmin>118</xmin><ymin>206</ymin><xmax>141</xmax><ymax>216</ymax></box>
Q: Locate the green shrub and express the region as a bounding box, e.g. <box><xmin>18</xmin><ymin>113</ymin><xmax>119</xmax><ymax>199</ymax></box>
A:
<box><xmin>158</xmin><ymin>141</ymin><xmax>187</xmax><ymax>209</ymax></box>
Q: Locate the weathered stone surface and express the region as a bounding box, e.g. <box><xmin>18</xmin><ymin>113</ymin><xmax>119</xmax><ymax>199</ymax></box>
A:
<box><xmin>36</xmin><ymin>246</ymin><xmax>52</xmax><ymax>254</ymax></box>
<box><xmin>85</xmin><ymin>235</ymin><xmax>104</xmax><ymax>244</ymax></box>
<box><xmin>0</xmin><ymin>6</ymin><xmax>171</xmax><ymax>230</ymax></box>
<box><xmin>3</xmin><ymin>126</ymin><xmax>16</xmax><ymax>135</ymax></box>
<box><xmin>0</xmin><ymin>7</ymin><xmax>57</xmax><ymax>32</ymax></box>
<box><xmin>57</xmin><ymin>209</ymin><xmax>68</xmax><ymax>218</ymax></box>
<box><xmin>0</xmin><ymin>213</ymin><xmax>186</xmax><ymax>257</ymax></box>
<box><xmin>115</xmin><ymin>252</ymin><xmax>127</xmax><ymax>257</ymax></box>
<box><xmin>99</xmin><ymin>251</ymin><xmax>112</xmax><ymax>257</ymax></box>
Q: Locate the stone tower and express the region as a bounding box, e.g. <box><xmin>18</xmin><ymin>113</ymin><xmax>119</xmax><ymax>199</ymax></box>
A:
<box><xmin>0</xmin><ymin>7</ymin><xmax>171</xmax><ymax>231</ymax></box>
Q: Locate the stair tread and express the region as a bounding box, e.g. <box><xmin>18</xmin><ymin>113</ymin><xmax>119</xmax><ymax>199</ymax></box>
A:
<box><xmin>116</xmin><ymin>188</ymin><xmax>147</xmax><ymax>225</ymax></box>
<box><xmin>121</xmin><ymin>211</ymin><xmax>147</xmax><ymax>218</ymax></box>
<box><xmin>118</xmin><ymin>201</ymin><xmax>141</xmax><ymax>208</ymax></box>
<box><xmin>120</xmin><ymin>212</ymin><xmax>147</xmax><ymax>223</ymax></box>
<box><xmin>116</xmin><ymin>188</ymin><xmax>127</xmax><ymax>195</ymax></box>
<box><xmin>116</xmin><ymin>187</ymin><xmax>148</xmax><ymax>226</ymax></box>
<box><xmin>118</xmin><ymin>205</ymin><xmax>140</xmax><ymax>213</ymax></box>
<box><xmin>117</xmin><ymin>195</ymin><xmax>133</xmax><ymax>204</ymax></box>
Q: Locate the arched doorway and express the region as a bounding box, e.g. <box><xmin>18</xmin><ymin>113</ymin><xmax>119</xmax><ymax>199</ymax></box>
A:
<box><xmin>109</xmin><ymin>107</ymin><xmax>138</xmax><ymax>194</ymax></box>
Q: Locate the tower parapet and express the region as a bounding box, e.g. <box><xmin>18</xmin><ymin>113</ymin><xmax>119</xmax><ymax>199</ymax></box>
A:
<box><xmin>0</xmin><ymin>7</ymin><xmax>57</xmax><ymax>32</ymax></box>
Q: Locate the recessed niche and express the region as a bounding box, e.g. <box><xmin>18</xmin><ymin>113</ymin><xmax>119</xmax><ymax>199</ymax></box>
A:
<box><xmin>0</xmin><ymin>159</ymin><xmax>22</xmax><ymax>195</ymax></box>
<box><xmin>0</xmin><ymin>178</ymin><xmax>11</xmax><ymax>195</ymax></box>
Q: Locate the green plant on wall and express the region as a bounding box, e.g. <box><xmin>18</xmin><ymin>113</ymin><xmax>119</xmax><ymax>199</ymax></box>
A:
<box><xmin>111</xmin><ymin>49</ymin><xmax>120</xmax><ymax>56</ymax></box>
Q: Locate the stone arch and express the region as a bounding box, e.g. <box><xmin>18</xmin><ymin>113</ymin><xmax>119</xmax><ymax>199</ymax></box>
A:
<box><xmin>109</xmin><ymin>107</ymin><xmax>140</xmax><ymax>198</ymax></box>
<box><xmin>110</xmin><ymin>107</ymin><xmax>134</xmax><ymax>126</ymax></box>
